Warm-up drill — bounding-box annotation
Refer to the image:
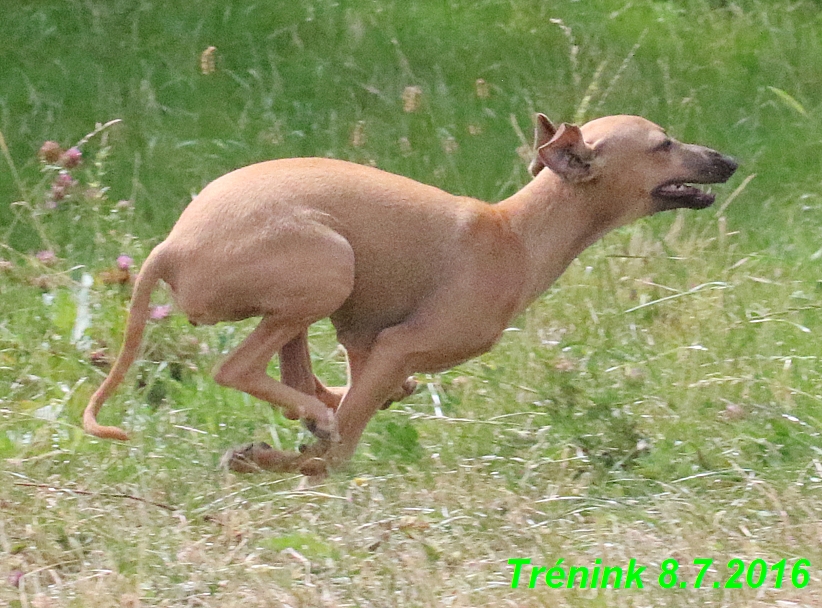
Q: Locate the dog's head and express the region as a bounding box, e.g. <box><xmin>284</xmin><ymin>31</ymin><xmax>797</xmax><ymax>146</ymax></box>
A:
<box><xmin>529</xmin><ymin>114</ymin><xmax>738</xmax><ymax>220</ymax></box>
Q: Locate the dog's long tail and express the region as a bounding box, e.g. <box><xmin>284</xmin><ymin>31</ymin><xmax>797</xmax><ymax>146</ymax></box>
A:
<box><xmin>83</xmin><ymin>246</ymin><xmax>166</xmax><ymax>441</ymax></box>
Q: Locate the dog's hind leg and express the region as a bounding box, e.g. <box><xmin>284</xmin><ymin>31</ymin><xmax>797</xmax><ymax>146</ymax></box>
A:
<box><xmin>213</xmin><ymin>317</ymin><xmax>337</xmax><ymax>435</ymax></box>
<box><xmin>279</xmin><ymin>330</ymin><xmax>319</xmax><ymax>397</ymax></box>
<box><xmin>279</xmin><ymin>329</ymin><xmax>347</xmax><ymax>410</ymax></box>
<box><xmin>217</xmin><ymin>317</ymin><xmax>342</xmax><ymax>474</ymax></box>
<box><xmin>278</xmin><ymin>334</ymin><xmax>413</xmax><ymax>413</ymax></box>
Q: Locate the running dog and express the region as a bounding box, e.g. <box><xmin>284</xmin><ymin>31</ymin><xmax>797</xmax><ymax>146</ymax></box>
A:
<box><xmin>83</xmin><ymin>114</ymin><xmax>737</xmax><ymax>476</ymax></box>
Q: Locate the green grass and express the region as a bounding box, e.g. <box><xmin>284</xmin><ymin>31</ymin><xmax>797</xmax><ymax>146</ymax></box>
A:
<box><xmin>3</xmin><ymin>0</ymin><xmax>822</xmax><ymax>606</ymax></box>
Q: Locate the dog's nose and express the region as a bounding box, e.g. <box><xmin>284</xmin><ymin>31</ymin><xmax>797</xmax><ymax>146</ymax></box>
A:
<box><xmin>720</xmin><ymin>154</ymin><xmax>739</xmax><ymax>177</ymax></box>
<box><xmin>707</xmin><ymin>150</ymin><xmax>738</xmax><ymax>182</ymax></box>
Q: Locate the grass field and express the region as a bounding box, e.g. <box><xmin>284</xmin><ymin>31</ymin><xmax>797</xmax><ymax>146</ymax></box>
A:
<box><xmin>2</xmin><ymin>0</ymin><xmax>822</xmax><ymax>606</ymax></box>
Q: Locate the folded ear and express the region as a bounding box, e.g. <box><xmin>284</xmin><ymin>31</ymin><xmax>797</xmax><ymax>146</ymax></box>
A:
<box><xmin>528</xmin><ymin>113</ymin><xmax>557</xmax><ymax>177</ymax></box>
<box><xmin>536</xmin><ymin>123</ymin><xmax>597</xmax><ymax>183</ymax></box>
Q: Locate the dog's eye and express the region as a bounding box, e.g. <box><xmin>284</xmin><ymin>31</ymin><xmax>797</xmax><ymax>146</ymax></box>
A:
<box><xmin>656</xmin><ymin>139</ymin><xmax>674</xmax><ymax>152</ymax></box>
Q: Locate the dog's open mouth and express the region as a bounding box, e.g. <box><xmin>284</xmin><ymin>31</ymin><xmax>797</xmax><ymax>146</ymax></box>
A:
<box><xmin>652</xmin><ymin>182</ymin><xmax>716</xmax><ymax>210</ymax></box>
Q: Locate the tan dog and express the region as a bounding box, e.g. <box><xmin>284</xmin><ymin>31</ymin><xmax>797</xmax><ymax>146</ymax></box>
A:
<box><xmin>83</xmin><ymin>114</ymin><xmax>737</xmax><ymax>476</ymax></box>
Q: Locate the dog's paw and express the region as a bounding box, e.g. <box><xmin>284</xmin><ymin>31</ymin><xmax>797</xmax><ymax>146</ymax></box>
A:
<box><xmin>303</xmin><ymin>409</ymin><xmax>339</xmax><ymax>442</ymax></box>
<box><xmin>221</xmin><ymin>442</ymin><xmax>300</xmax><ymax>473</ymax></box>
<box><xmin>307</xmin><ymin>441</ymin><xmax>355</xmax><ymax>477</ymax></box>
<box><xmin>221</xmin><ymin>442</ymin><xmax>268</xmax><ymax>473</ymax></box>
<box><xmin>298</xmin><ymin>456</ymin><xmax>329</xmax><ymax>479</ymax></box>
<box><xmin>316</xmin><ymin>385</ymin><xmax>346</xmax><ymax>410</ymax></box>
<box><xmin>381</xmin><ymin>376</ymin><xmax>418</xmax><ymax>409</ymax></box>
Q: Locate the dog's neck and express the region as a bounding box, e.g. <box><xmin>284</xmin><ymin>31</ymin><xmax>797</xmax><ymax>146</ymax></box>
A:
<box><xmin>499</xmin><ymin>173</ymin><xmax>620</xmax><ymax>308</ymax></box>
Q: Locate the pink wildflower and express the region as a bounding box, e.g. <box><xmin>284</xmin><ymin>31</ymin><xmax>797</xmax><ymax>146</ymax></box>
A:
<box><xmin>149</xmin><ymin>304</ymin><xmax>172</xmax><ymax>320</ymax></box>
<box><xmin>55</xmin><ymin>173</ymin><xmax>76</xmax><ymax>187</ymax></box>
<box><xmin>60</xmin><ymin>147</ymin><xmax>82</xmax><ymax>168</ymax></box>
<box><xmin>116</xmin><ymin>255</ymin><xmax>134</xmax><ymax>270</ymax></box>
<box><xmin>35</xmin><ymin>250</ymin><xmax>57</xmax><ymax>265</ymax></box>
<box><xmin>49</xmin><ymin>173</ymin><xmax>76</xmax><ymax>204</ymax></box>
<box><xmin>8</xmin><ymin>570</ymin><xmax>24</xmax><ymax>588</ymax></box>
<box><xmin>49</xmin><ymin>184</ymin><xmax>66</xmax><ymax>203</ymax></box>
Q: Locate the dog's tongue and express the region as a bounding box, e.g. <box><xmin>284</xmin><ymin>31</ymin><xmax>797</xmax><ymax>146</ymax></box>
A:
<box><xmin>655</xmin><ymin>183</ymin><xmax>715</xmax><ymax>208</ymax></box>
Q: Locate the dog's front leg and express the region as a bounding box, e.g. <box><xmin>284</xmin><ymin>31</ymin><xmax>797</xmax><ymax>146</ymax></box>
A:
<box><xmin>277</xmin><ymin>331</ymin><xmax>417</xmax><ymax>413</ymax></box>
<box><xmin>298</xmin><ymin>327</ymin><xmax>419</xmax><ymax>477</ymax></box>
<box><xmin>344</xmin><ymin>346</ymin><xmax>418</xmax><ymax>411</ymax></box>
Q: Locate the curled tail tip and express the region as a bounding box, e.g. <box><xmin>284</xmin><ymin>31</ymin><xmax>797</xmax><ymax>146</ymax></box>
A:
<box><xmin>83</xmin><ymin>416</ymin><xmax>130</xmax><ymax>442</ymax></box>
<box><xmin>105</xmin><ymin>427</ymin><xmax>130</xmax><ymax>442</ymax></box>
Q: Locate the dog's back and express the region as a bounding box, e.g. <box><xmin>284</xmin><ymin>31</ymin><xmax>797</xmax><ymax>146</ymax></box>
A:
<box><xmin>162</xmin><ymin>158</ymin><xmax>514</xmax><ymax>333</ymax></box>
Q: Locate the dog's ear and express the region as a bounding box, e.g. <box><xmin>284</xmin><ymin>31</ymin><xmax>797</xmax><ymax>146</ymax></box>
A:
<box><xmin>528</xmin><ymin>113</ymin><xmax>557</xmax><ymax>177</ymax></box>
<box><xmin>536</xmin><ymin>123</ymin><xmax>597</xmax><ymax>183</ymax></box>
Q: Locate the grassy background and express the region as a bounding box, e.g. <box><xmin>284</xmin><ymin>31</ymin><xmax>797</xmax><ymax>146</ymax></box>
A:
<box><xmin>2</xmin><ymin>0</ymin><xmax>822</xmax><ymax>606</ymax></box>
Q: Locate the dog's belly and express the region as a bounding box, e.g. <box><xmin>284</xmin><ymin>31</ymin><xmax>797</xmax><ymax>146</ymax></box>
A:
<box><xmin>331</xmin><ymin>301</ymin><xmax>506</xmax><ymax>373</ymax></box>
<box><xmin>330</xmin><ymin>295</ymin><xmax>421</xmax><ymax>352</ymax></box>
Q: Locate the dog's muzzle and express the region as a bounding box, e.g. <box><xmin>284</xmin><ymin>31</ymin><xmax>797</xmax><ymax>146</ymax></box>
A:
<box><xmin>653</xmin><ymin>150</ymin><xmax>738</xmax><ymax>211</ymax></box>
